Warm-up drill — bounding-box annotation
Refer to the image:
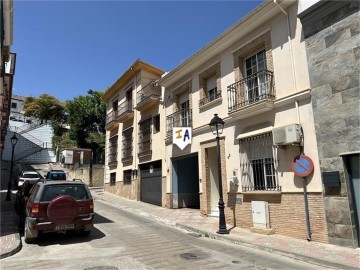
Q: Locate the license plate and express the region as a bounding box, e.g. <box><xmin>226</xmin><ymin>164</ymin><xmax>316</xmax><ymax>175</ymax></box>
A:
<box><xmin>55</xmin><ymin>224</ymin><xmax>74</xmax><ymax>230</ymax></box>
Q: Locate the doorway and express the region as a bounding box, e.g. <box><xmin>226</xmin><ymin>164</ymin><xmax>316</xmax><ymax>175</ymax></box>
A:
<box><xmin>172</xmin><ymin>154</ymin><xmax>200</xmax><ymax>209</ymax></box>
<box><xmin>207</xmin><ymin>147</ymin><xmax>220</xmax><ymax>216</ymax></box>
<box><xmin>346</xmin><ymin>154</ymin><xmax>360</xmax><ymax>246</ymax></box>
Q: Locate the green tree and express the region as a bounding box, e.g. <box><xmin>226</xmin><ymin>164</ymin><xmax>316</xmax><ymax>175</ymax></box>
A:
<box><xmin>23</xmin><ymin>94</ymin><xmax>65</xmax><ymax>123</ymax></box>
<box><xmin>66</xmin><ymin>90</ymin><xmax>106</xmax><ymax>162</ymax></box>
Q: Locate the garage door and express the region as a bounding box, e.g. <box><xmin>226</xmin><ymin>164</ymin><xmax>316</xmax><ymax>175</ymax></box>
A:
<box><xmin>140</xmin><ymin>162</ymin><xmax>162</xmax><ymax>206</ymax></box>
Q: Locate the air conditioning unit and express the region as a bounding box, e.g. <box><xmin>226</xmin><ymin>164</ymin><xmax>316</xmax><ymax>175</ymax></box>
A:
<box><xmin>272</xmin><ymin>124</ymin><xmax>302</xmax><ymax>146</ymax></box>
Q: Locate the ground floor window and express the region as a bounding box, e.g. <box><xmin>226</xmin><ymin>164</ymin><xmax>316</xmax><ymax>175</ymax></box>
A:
<box><xmin>123</xmin><ymin>170</ymin><xmax>132</xmax><ymax>185</ymax></box>
<box><xmin>239</xmin><ymin>133</ymin><xmax>280</xmax><ymax>191</ymax></box>
<box><xmin>110</xmin><ymin>172</ymin><xmax>116</xmax><ymax>186</ymax></box>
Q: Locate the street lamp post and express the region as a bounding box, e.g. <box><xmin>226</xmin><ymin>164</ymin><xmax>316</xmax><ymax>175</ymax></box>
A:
<box><xmin>5</xmin><ymin>134</ymin><xmax>18</xmax><ymax>201</ymax></box>
<box><xmin>209</xmin><ymin>114</ymin><xmax>229</xmax><ymax>234</ymax></box>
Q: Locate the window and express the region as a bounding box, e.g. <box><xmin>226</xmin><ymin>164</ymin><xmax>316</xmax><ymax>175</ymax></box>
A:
<box><xmin>244</xmin><ymin>50</ymin><xmax>268</xmax><ymax>102</ymax></box>
<box><xmin>126</xmin><ymin>89</ymin><xmax>132</xmax><ymax>110</ymax></box>
<box><xmin>153</xmin><ymin>114</ymin><xmax>160</xmax><ymax>133</ymax></box>
<box><xmin>180</xmin><ymin>100</ymin><xmax>190</xmax><ymax>127</ymax></box>
<box><xmin>239</xmin><ymin>133</ymin><xmax>280</xmax><ymax>191</ymax></box>
<box><xmin>108</xmin><ymin>135</ymin><xmax>118</xmax><ymax>164</ymax></box>
<box><xmin>11</xmin><ymin>102</ymin><xmax>17</xmax><ymax>109</ymax></box>
<box><xmin>206</xmin><ymin>75</ymin><xmax>217</xmax><ymax>102</ymax></box>
<box><xmin>139</xmin><ymin>118</ymin><xmax>151</xmax><ymax>155</ymax></box>
<box><xmin>112</xmin><ymin>99</ymin><xmax>118</xmax><ymax>111</ymax></box>
<box><xmin>110</xmin><ymin>172</ymin><xmax>116</xmax><ymax>186</ymax></box>
<box><xmin>123</xmin><ymin>170</ymin><xmax>132</xmax><ymax>184</ymax></box>
<box><xmin>122</xmin><ymin>128</ymin><xmax>133</xmax><ymax>161</ymax></box>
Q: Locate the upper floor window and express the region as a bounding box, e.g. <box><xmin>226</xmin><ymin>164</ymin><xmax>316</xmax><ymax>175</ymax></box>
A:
<box><xmin>153</xmin><ymin>114</ymin><xmax>160</xmax><ymax>133</ymax></box>
<box><xmin>206</xmin><ymin>75</ymin><xmax>217</xmax><ymax>102</ymax></box>
<box><xmin>244</xmin><ymin>50</ymin><xmax>269</xmax><ymax>102</ymax></box>
<box><xmin>11</xmin><ymin>102</ymin><xmax>17</xmax><ymax>109</ymax></box>
<box><xmin>112</xmin><ymin>99</ymin><xmax>118</xmax><ymax>111</ymax></box>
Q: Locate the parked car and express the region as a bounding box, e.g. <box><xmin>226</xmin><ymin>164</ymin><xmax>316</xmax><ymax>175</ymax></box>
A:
<box><xmin>17</xmin><ymin>171</ymin><xmax>40</xmax><ymax>187</ymax></box>
<box><xmin>15</xmin><ymin>179</ymin><xmax>39</xmax><ymax>230</ymax></box>
<box><xmin>44</xmin><ymin>170</ymin><xmax>67</xmax><ymax>180</ymax></box>
<box><xmin>24</xmin><ymin>180</ymin><xmax>94</xmax><ymax>243</ymax></box>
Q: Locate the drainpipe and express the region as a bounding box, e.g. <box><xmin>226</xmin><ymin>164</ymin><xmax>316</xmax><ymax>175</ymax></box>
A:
<box><xmin>274</xmin><ymin>0</ymin><xmax>297</xmax><ymax>92</ymax></box>
<box><xmin>295</xmin><ymin>99</ymin><xmax>312</xmax><ymax>241</ymax></box>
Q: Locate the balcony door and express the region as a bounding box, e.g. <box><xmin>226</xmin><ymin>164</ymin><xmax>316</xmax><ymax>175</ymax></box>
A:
<box><xmin>179</xmin><ymin>92</ymin><xmax>190</xmax><ymax>127</ymax></box>
<box><xmin>244</xmin><ymin>49</ymin><xmax>267</xmax><ymax>103</ymax></box>
<box><xmin>126</xmin><ymin>89</ymin><xmax>133</xmax><ymax>110</ymax></box>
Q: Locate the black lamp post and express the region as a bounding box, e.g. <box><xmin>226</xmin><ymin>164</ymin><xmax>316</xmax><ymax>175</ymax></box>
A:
<box><xmin>209</xmin><ymin>114</ymin><xmax>229</xmax><ymax>234</ymax></box>
<box><xmin>5</xmin><ymin>134</ymin><xmax>18</xmax><ymax>201</ymax></box>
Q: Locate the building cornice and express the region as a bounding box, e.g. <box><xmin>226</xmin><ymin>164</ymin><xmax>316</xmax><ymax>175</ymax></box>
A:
<box><xmin>102</xmin><ymin>59</ymin><xmax>164</xmax><ymax>101</ymax></box>
<box><xmin>158</xmin><ymin>0</ymin><xmax>296</xmax><ymax>88</ymax></box>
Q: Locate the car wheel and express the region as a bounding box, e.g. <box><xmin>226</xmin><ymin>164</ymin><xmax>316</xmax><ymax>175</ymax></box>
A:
<box><xmin>24</xmin><ymin>217</ymin><xmax>37</xmax><ymax>244</ymax></box>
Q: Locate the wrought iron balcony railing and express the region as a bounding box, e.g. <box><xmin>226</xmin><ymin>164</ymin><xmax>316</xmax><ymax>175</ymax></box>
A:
<box><xmin>227</xmin><ymin>70</ymin><xmax>274</xmax><ymax>112</ymax></box>
<box><xmin>108</xmin><ymin>151</ymin><xmax>117</xmax><ymax>165</ymax></box>
<box><xmin>138</xmin><ymin>128</ymin><xmax>152</xmax><ymax>157</ymax></box>
<box><xmin>122</xmin><ymin>137</ymin><xmax>133</xmax><ymax>163</ymax></box>
<box><xmin>117</xmin><ymin>100</ymin><xmax>134</xmax><ymax>122</ymax></box>
<box><xmin>136</xmin><ymin>81</ymin><xmax>161</xmax><ymax>111</ymax></box>
<box><xmin>166</xmin><ymin>109</ymin><xmax>192</xmax><ymax>134</ymax></box>
<box><xmin>199</xmin><ymin>87</ymin><xmax>222</xmax><ymax>107</ymax></box>
<box><xmin>105</xmin><ymin>111</ymin><xmax>118</xmax><ymax>128</ymax></box>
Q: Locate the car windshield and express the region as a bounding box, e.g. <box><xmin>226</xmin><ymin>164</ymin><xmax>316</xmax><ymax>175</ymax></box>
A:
<box><xmin>48</xmin><ymin>173</ymin><xmax>66</xmax><ymax>180</ymax></box>
<box><xmin>41</xmin><ymin>185</ymin><xmax>89</xmax><ymax>202</ymax></box>
<box><xmin>23</xmin><ymin>173</ymin><xmax>39</xmax><ymax>178</ymax></box>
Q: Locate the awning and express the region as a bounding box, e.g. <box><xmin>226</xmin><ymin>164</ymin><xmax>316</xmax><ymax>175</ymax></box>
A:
<box><xmin>236</xmin><ymin>126</ymin><xmax>273</xmax><ymax>140</ymax></box>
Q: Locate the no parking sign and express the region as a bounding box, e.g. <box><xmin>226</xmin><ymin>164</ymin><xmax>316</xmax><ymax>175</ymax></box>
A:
<box><xmin>291</xmin><ymin>154</ymin><xmax>314</xmax><ymax>177</ymax></box>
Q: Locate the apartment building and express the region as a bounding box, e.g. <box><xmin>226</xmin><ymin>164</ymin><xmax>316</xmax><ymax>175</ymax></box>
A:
<box><xmin>102</xmin><ymin>60</ymin><xmax>165</xmax><ymax>206</ymax></box>
<box><xmin>0</xmin><ymin>0</ymin><xmax>15</xmax><ymax>150</ymax></box>
<box><xmin>158</xmin><ymin>0</ymin><xmax>329</xmax><ymax>243</ymax></box>
<box><xmin>299</xmin><ymin>0</ymin><xmax>359</xmax><ymax>248</ymax></box>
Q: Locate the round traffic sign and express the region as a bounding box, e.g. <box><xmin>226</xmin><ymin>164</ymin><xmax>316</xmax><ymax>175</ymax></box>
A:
<box><xmin>291</xmin><ymin>154</ymin><xmax>314</xmax><ymax>177</ymax></box>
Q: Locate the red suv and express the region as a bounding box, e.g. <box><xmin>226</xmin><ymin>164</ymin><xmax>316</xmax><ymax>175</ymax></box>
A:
<box><xmin>24</xmin><ymin>180</ymin><xmax>94</xmax><ymax>243</ymax></box>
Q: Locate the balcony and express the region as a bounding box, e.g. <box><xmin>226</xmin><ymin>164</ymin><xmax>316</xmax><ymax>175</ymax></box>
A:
<box><xmin>135</xmin><ymin>82</ymin><xmax>161</xmax><ymax>111</ymax></box>
<box><xmin>108</xmin><ymin>151</ymin><xmax>117</xmax><ymax>167</ymax></box>
<box><xmin>199</xmin><ymin>87</ymin><xmax>222</xmax><ymax>107</ymax></box>
<box><xmin>227</xmin><ymin>70</ymin><xmax>275</xmax><ymax>119</ymax></box>
<box><xmin>166</xmin><ymin>109</ymin><xmax>192</xmax><ymax>136</ymax></box>
<box><xmin>122</xmin><ymin>138</ymin><xmax>133</xmax><ymax>163</ymax></box>
<box><xmin>117</xmin><ymin>100</ymin><xmax>134</xmax><ymax>123</ymax></box>
<box><xmin>138</xmin><ymin>129</ymin><xmax>152</xmax><ymax>158</ymax></box>
<box><xmin>105</xmin><ymin>111</ymin><xmax>119</xmax><ymax>130</ymax></box>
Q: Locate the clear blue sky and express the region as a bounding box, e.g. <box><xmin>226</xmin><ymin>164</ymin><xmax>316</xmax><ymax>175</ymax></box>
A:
<box><xmin>13</xmin><ymin>1</ymin><xmax>263</xmax><ymax>102</ymax></box>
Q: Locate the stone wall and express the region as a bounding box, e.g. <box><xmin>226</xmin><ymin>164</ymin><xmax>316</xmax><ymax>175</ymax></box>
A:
<box><xmin>299</xmin><ymin>1</ymin><xmax>360</xmax><ymax>247</ymax></box>
<box><xmin>68</xmin><ymin>164</ymin><xmax>104</xmax><ymax>187</ymax></box>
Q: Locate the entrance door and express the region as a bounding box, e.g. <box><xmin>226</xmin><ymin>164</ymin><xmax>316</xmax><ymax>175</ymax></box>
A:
<box><xmin>347</xmin><ymin>154</ymin><xmax>360</xmax><ymax>246</ymax></box>
<box><xmin>208</xmin><ymin>147</ymin><xmax>219</xmax><ymax>216</ymax></box>
<box><xmin>140</xmin><ymin>161</ymin><xmax>162</xmax><ymax>206</ymax></box>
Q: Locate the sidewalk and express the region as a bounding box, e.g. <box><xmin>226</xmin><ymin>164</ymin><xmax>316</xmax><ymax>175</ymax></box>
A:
<box><xmin>0</xmin><ymin>177</ymin><xmax>359</xmax><ymax>269</ymax></box>
<box><xmin>91</xmin><ymin>188</ymin><xmax>360</xmax><ymax>270</ymax></box>
<box><xmin>0</xmin><ymin>161</ymin><xmax>22</xmax><ymax>259</ymax></box>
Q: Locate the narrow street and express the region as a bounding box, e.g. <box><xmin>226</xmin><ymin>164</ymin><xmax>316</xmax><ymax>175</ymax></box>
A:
<box><xmin>2</xmin><ymin>198</ymin><xmax>330</xmax><ymax>270</ymax></box>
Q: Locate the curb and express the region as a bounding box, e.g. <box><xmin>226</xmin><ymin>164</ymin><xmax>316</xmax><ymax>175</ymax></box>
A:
<box><xmin>93</xmin><ymin>193</ymin><xmax>356</xmax><ymax>270</ymax></box>
<box><xmin>0</xmin><ymin>231</ymin><xmax>22</xmax><ymax>260</ymax></box>
<box><xmin>175</xmin><ymin>223</ymin><xmax>352</xmax><ymax>270</ymax></box>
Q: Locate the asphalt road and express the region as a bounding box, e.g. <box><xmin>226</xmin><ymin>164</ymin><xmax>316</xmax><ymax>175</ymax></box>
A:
<box><xmin>1</xmin><ymin>199</ymin><xmax>330</xmax><ymax>270</ymax></box>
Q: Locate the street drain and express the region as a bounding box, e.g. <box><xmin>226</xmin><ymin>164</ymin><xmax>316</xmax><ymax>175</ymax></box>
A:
<box><xmin>232</xmin><ymin>260</ymin><xmax>241</xmax><ymax>264</ymax></box>
<box><xmin>84</xmin><ymin>267</ymin><xmax>119</xmax><ymax>270</ymax></box>
<box><xmin>179</xmin><ymin>252</ymin><xmax>207</xmax><ymax>260</ymax></box>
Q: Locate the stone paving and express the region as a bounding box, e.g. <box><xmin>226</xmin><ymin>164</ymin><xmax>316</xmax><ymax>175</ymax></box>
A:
<box><xmin>0</xmin><ymin>159</ymin><xmax>359</xmax><ymax>269</ymax></box>
<box><xmin>91</xmin><ymin>189</ymin><xmax>360</xmax><ymax>270</ymax></box>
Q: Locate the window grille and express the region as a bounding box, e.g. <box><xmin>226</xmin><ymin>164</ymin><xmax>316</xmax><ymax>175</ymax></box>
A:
<box><xmin>239</xmin><ymin>133</ymin><xmax>280</xmax><ymax>191</ymax></box>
